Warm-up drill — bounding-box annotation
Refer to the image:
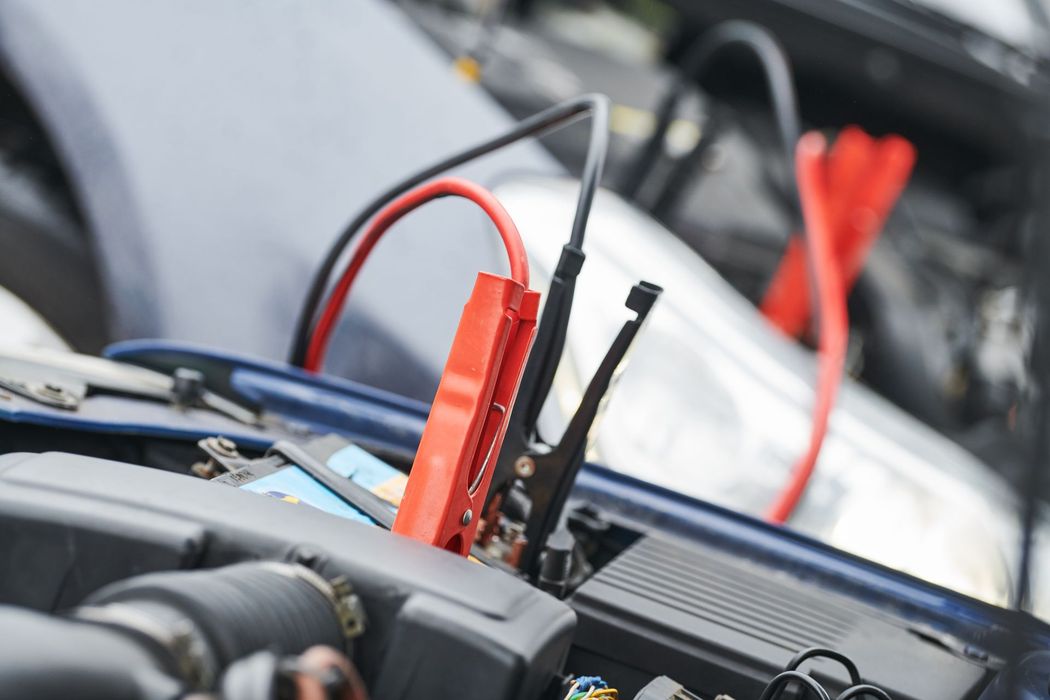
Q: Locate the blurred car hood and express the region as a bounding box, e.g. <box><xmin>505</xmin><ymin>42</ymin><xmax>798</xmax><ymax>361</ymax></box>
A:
<box><xmin>0</xmin><ymin>0</ymin><xmax>556</xmax><ymax>396</ymax></box>
<box><xmin>0</xmin><ymin>285</ymin><xmax>68</xmax><ymax>351</ymax></box>
<box><xmin>495</xmin><ymin>175</ymin><xmax>1045</xmax><ymax>614</ymax></box>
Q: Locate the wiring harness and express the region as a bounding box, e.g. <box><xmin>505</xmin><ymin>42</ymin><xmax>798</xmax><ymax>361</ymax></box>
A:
<box><xmin>590</xmin><ymin>647</ymin><xmax>891</xmax><ymax>699</ymax></box>
<box><xmin>764</xmin><ymin>647</ymin><xmax>892</xmax><ymax>700</ymax></box>
<box><xmin>563</xmin><ymin>675</ymin><xmax>619</xmax><ymax>700</ymax></box>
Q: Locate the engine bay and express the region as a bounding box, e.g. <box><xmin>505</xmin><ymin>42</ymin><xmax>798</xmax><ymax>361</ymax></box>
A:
<box><xmin>0</xmin><ymin>2</ymin><xmax>1047</xmax><ymax>697</ymax></box>
<box><xmin>0</xmin><ymin>341</ymin><xmax>1041</xmax><ymax>699</ymax></box>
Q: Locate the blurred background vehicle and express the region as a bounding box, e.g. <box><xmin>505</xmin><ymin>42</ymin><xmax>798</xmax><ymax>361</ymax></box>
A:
<box><xmin>0</xmin><ymin>0</ymin><xmax>1045</xmax><ymax>617</ymax></box>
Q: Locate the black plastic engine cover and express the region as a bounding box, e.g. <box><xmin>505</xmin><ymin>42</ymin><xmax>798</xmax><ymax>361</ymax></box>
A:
<box><xmin>0</xmin><ymin>452</ymin><xmax>575</xmax><ymax>700</ymax></box>
<box><xmin>568</xmin><ymin>534</ymin><xmax>989</xmax><ymax>699</ymax></box>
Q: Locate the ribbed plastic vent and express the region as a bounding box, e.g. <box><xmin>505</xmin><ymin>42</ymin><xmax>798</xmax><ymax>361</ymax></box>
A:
<box><xmin>590</xmin><ymin>535</ymin><xmax>857</xmax><ymax>650</ymax></box>
<box><xmin>570</xmin><ymin>534</ymin><xmax>986</xmax><ymax>700</ymax></box>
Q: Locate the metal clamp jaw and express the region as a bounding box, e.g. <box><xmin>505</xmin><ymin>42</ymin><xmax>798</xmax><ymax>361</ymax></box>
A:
<box><xmin>520</xmin><ymin>281</ymin><xmax>661</xmax><ymax>573</ymax></box>
<box><xmin>484</xmin><ymin>281</ymin><xmax>662</xmax><ymax>575</ymax></box>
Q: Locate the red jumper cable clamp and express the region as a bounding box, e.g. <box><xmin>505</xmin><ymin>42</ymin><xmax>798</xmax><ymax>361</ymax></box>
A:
<box><xmin>303</xmin><ymin>177</ymin><xmax>540</xmax><ymax>556</ymax></box>
<box><xmin>394</xmin><ymin>271</ymin><xmax>539</xmax><ymax>555</ymax></box>
<box><xmin>760</xmin><ymin>127</ymin><xmax>916</xmax><ymax>338</ymax></box>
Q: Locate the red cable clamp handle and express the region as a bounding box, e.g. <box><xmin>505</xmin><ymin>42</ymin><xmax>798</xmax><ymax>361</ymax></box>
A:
<box><xmin>304</xmin><ymin>177</ymin><xmax>540</xmax><ymax>556</ymax></box>
<box><xmin>761</xmin><ymin>128</ymin><xmax>916</xmax><ymax>338</ymax></box>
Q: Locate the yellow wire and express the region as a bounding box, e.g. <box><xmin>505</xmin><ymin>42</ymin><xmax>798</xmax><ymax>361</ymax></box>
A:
<box><xmin>565</xmin><ymin>682</ymin><xmax>617</xmax><ymax>699</ymax></box>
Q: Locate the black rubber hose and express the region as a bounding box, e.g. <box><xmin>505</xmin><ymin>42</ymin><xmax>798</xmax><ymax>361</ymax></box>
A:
<box><xmin>766</xmin><ymin>647</ymin><xmax>862</xmax><ymax>700</ymax></box>
<box><xmin>288</xmin><ymin>94</ymin><xmax>610</xmax><ymax>367</ymax></box>
<box><xmin>619</xmin><ymin>20</ymin><xmax>800</xmax><ymax>205</ymax></box>
<box><xmin>784</xmin><ymin>647</ymin><xmax>862</xmax><ymax>686</ymax></box>
<box><xmin>81</xmin><ymin>562</ymin><xmax>346</xmax><ymax>675</ymax></box>
<box><xmin>0</xmin><ymin>606</ymin><xmax>182</xmax><ymax>700</ymax></box>
<box><xmin>835</xmin><ymin>684</ymin><xmax>893</xmax><ymax>700</ymax></box>
<box><xmin>650</xmin><ymin>105</ymin><xmax>727</xmax><ymax>220</ymax></box>
<box><xmin>757</xmin><ymin>670</ymin><xmax>832</xmax><ymax>700</ymax></box>
<box><xmin>0</xmin><ymin>563</ymin><xmax>361</xmax><ymax>699</ymax></box>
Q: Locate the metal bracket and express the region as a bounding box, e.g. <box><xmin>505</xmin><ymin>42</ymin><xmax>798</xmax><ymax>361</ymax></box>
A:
<box><xmin>0</xmin><ymin>377</ymin><xmax>83</xmax><ymax>410</ymax></box>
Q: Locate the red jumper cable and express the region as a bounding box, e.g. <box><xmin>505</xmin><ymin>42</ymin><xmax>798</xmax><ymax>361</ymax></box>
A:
<box><xmin>304</xmin><ymin>178</ymin><xmax>530</xmax><ymax>372</ymax></box>
<box><xmin>763</xmin><ymin>130</ymin><xmax>915</xmax><ymax>524</ymax></box>
<box><xmin>765</xmin><ymin>133</ymin><xmax>849</xmax><ymax>524</ymax></box>
<box><xmin>304</xmin><ymin>176</ymin><xmax>540</xmax><ymax>556</ymax></box>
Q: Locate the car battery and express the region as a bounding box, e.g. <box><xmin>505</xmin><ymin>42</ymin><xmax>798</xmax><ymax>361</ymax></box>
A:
<box><xmin>212</xmin><ymin>434</ymin><xmax>406</xmax><ymax>527</ymax></box>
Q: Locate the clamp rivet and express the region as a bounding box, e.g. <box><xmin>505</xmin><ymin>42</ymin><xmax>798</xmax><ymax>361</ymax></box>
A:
<box><xmin>514</xmin><ymin>455</ymin><xmax>536</xmax><ymax>478</ymax></box>
<box><xmin>461</xmin><ymin>509</ymin><xmax>473</xmax><ymax>526</ymax></box>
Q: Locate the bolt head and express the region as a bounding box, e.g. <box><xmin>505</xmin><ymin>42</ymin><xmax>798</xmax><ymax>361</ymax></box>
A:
<box><xmin>214</xmin><ymin>436</ymin><xmax>239</xmax><ymax>456</ymax></box>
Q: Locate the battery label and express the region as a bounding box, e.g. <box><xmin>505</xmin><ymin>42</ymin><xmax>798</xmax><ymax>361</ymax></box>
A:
<box><xmin>239</xmin><ymin>465</ymin><xmax>375</xmax><ymax>525</ymax></box>
<box><xmin>326</xmin><ymin>444</ymin><xmax>408</xmax><ymax>508</ymax></box>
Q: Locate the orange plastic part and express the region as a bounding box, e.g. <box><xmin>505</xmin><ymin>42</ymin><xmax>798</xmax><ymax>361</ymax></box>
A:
<box><xmin>393</xmin><ymin>272</ymin><xmax>540</xmax><ymax>555</ymax></box>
